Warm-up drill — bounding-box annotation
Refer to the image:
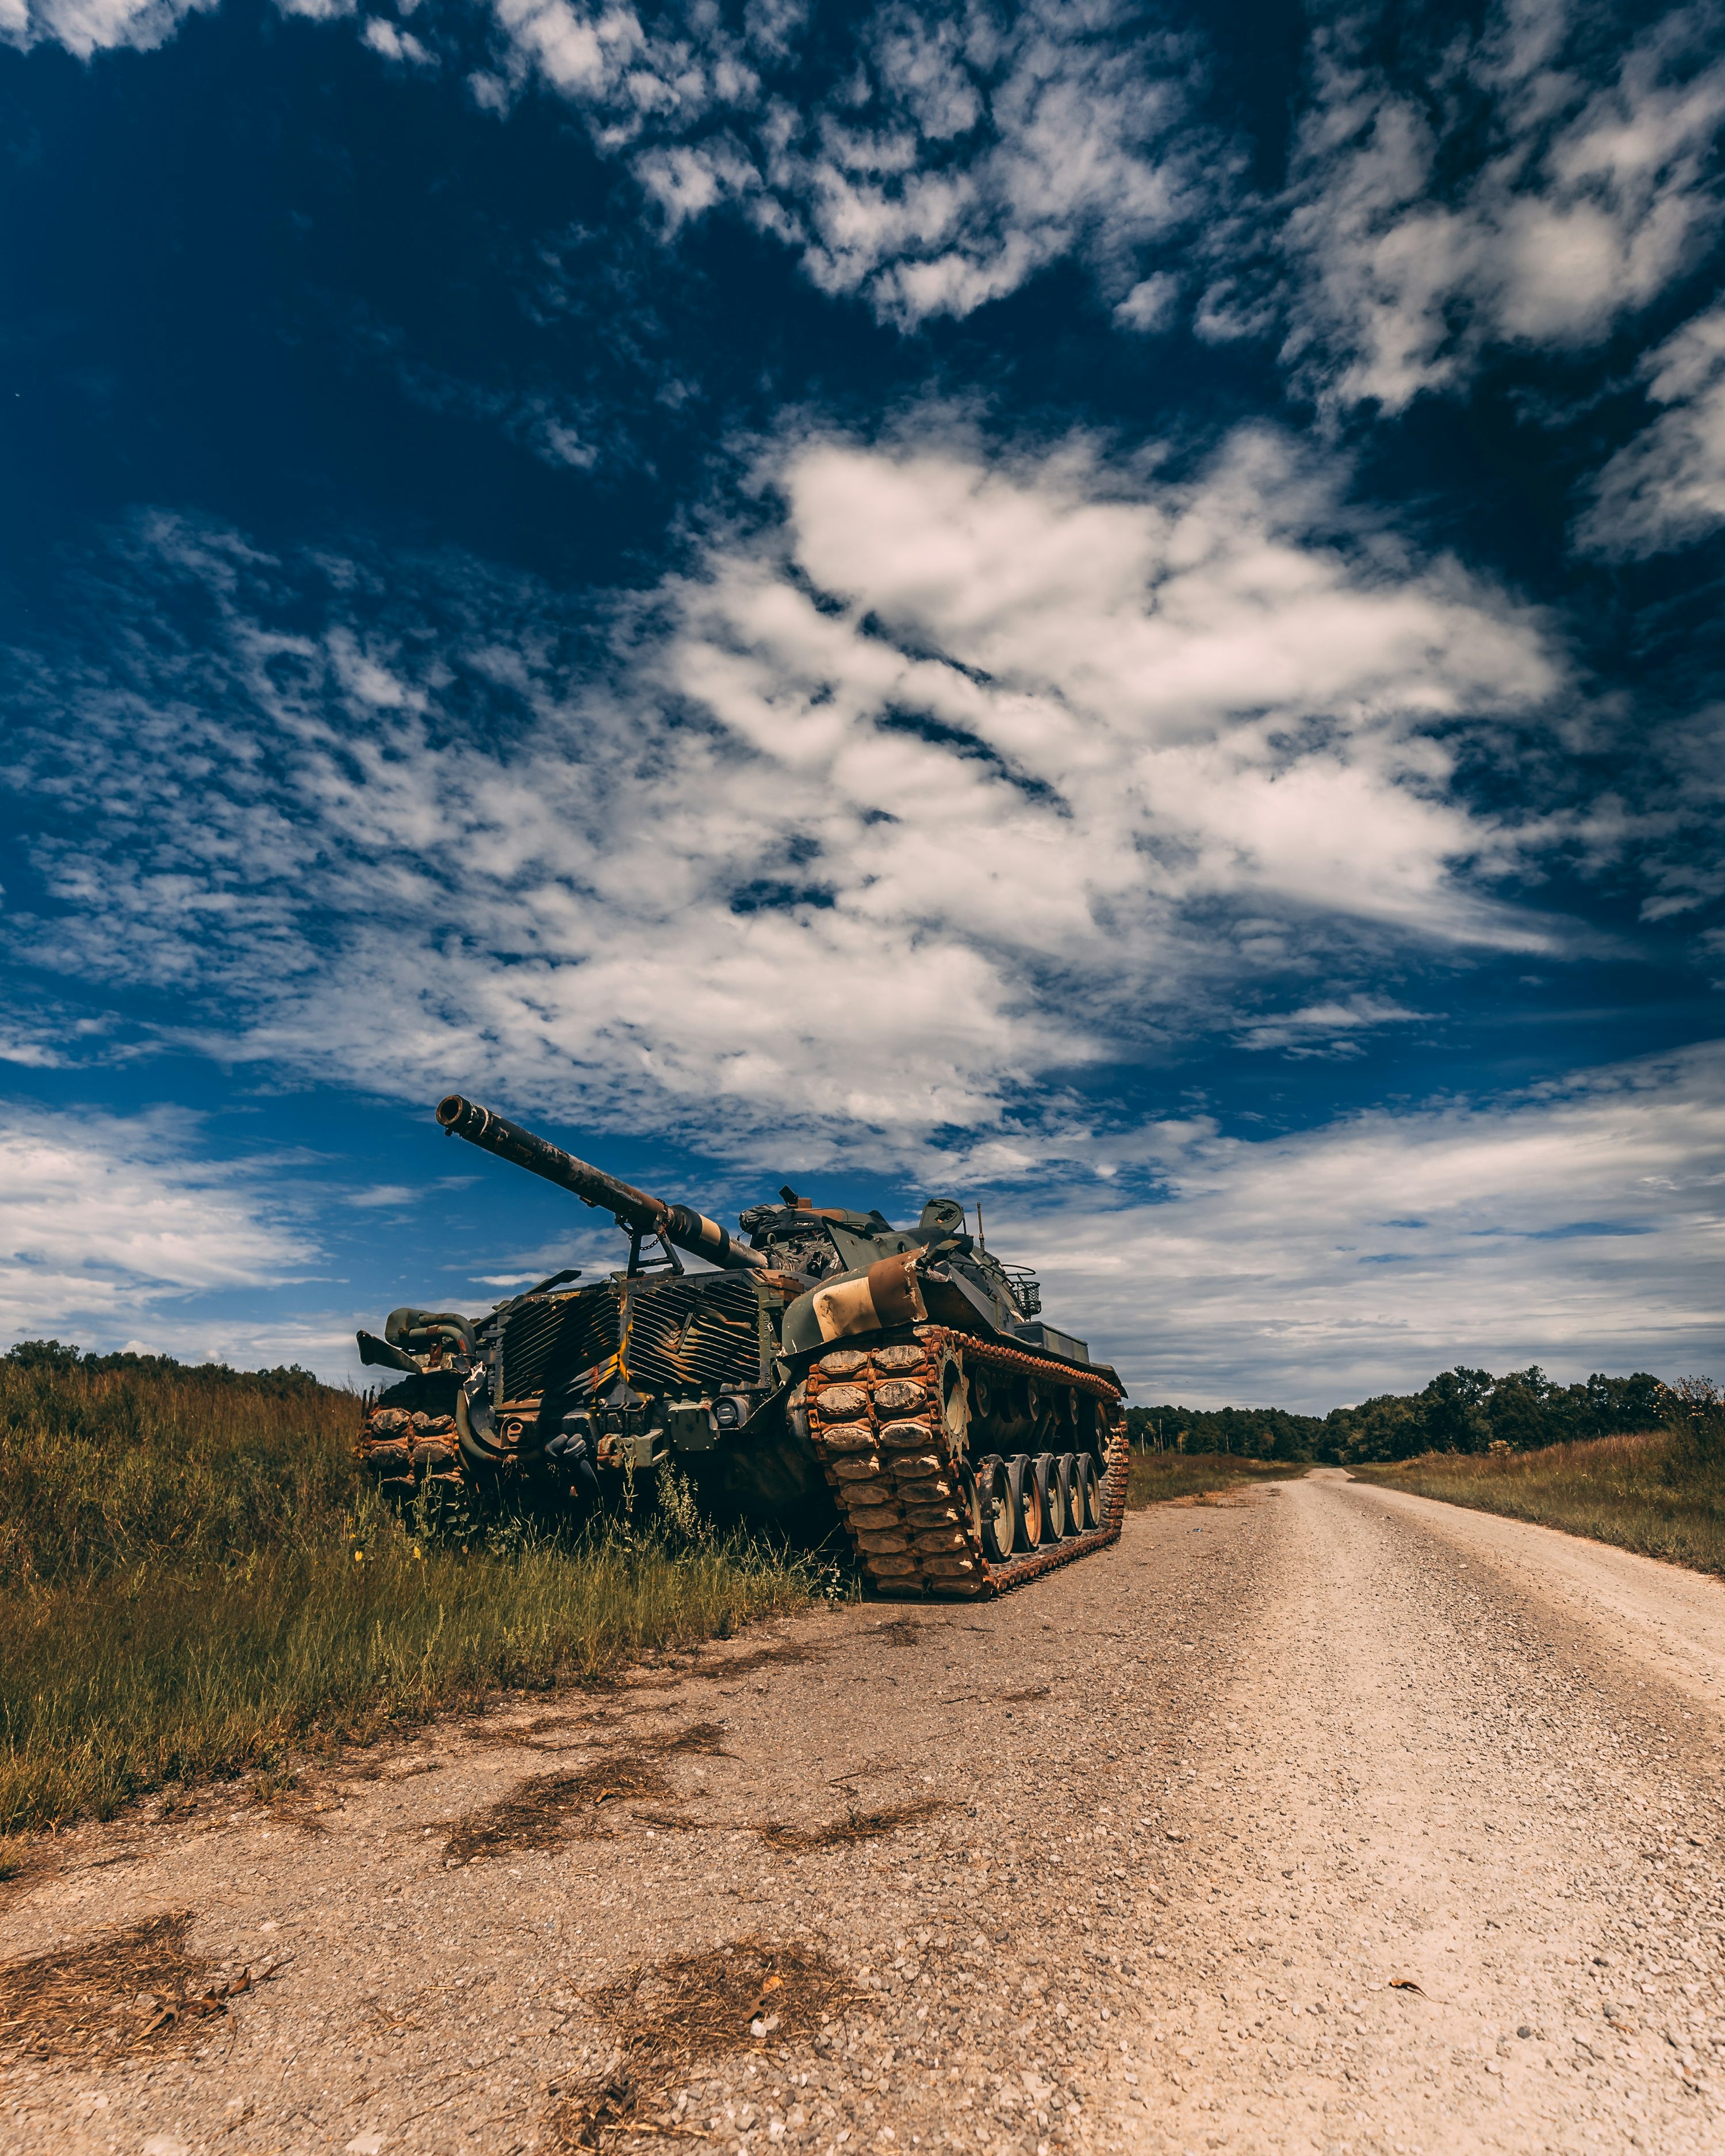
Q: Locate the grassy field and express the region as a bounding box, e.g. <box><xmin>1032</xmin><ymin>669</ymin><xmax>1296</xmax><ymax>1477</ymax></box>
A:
<box><xmin>0</xmin><ymin>1359</ymin><xmax>815</xmax><ymax>1835</ymax></box>
<box><xmin>1352</xmin><ymin>1429</ymin><xmax>1725</xmax><ymax>1576</ymax></box>
<box><xmin>1125</xmin><ymin>1449</ymin><xmax>1308</xmax><ymax>1507</ymax></box>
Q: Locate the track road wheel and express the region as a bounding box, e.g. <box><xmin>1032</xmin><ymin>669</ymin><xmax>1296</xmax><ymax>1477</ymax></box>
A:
<box><xmin>1075</xmin><ymin>1453</ymin><xmax>1101</xmax><ymax>1529</ymax></box>
<box><xmin>1055</xmin><ymin>1452</ymin><xmax>1079</xmax><ymax>1537</ymax></box>
<box><xmin>977</xmin><ymin>1456</ymin><xmax>1014</xmax><ymax>1563</ymax></box>
<box><xmin>954</xmin><ymin>1462</ymin><xmax>984</xmax><ymax>1548</ymax></box>
<box><xmin>1008</xmin><ymin>1454</ymin><xmax>1041</xmax><ymax>1553</ymax></box>
<box><xmin>1034</xmin><ymin>1452</ymin><xmax>1063</xmax><ymax>1543</ymax></box>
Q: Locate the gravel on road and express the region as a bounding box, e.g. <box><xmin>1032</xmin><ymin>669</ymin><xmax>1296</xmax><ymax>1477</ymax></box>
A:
<box><xmin>3</xmin><ymin>1468</ymin><xmax>1722</xmax><ymax>2156</ymax></box>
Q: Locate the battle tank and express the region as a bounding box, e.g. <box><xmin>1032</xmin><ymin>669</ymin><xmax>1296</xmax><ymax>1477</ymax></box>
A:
<box><xmin>354</xmin><ymin>1094</ymin><xmax>1128</xmax><ymax>1599</ymax></box>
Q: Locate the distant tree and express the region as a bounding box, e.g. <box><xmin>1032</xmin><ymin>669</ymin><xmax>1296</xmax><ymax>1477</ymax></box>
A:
<box><xmin>2</xmin><ymin>1339</ymin><xmax>324</xmax><ymax>1394</ymax></box>
<box><xmin>1340</xmin><ymin>1393</ymin><xmax>1425</xmax><ymax>1461</ymax></box>
<box><xmin>1320</xmin><ymin>1407</ymin><xmax>1354</xmax><ymax>1463</ymax></box>
<box><xmin>1127</xmin><ymin>1365</ymin><xmax>1670</xmax><ymax>1466</ymax></box>
<box><xmin>1486</xmin><ymin>1368</ymin><xmax>1554</xmax><ymax>1451</ymax></box>
<box><xmin>1578</xmin><ymin>1371</ymin><xmax>1665</xmax><ymax>1435</ymax></box>
<box><xmin>1419</xmin><ymin>1367</ymin><xmax>1493</xmax><ymax>1452</ymax></box>
<box><xmin>1126</xmin><ymin>1402</ymin><xmax>1325</xmax><ymax>1458</ymax></box>
<box><xmin>4</xmin><ymin>1339</ymin><xmax>83</xmax><ymax>1370</ymax></box>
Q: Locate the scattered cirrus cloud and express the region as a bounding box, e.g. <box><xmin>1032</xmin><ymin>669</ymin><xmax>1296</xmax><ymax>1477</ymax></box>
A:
<box><xmin>361</xmin><ymin>13</ymin><xmax>430</xmax><ymax>66</ymax></box>
<box><xmin>1016</xmin><ymin>1037</ymin><xmax>1725</xmax><ymax>1405</ymax></box>
<box><xmin>8</xmin><ymin>0</ymin><xmax>1227</xmax><ymax>331</ymax></box>
<box><xmin>1576</xmin><ymin>302</ymin><xmax>1725</xmax><ymax>556</ymax></box>
<box><xmin>471</xmin><ymin>0</ymin><xmax>1225</xmax><ymax>329</ymax></box>
<box><xmin>0</xmin><ymin>0</ymin><xmax>212</xmax><ymax>60</ymax></box>
<box><xmin>461</xmin><ymin>0</ymin><xmax>1725</xmax><ymax>374</ymax></box>
<box><xmin>4</xmin><ymin>415</ymin><xmax>1569</xmax><ymax>1172</ymax></box>
<box><xmin>1235</xmin><ymin>994</ymin><xmax>1438</xmax><ymax>1056</ymax></box>
<box><xmin>14</xmin><ymin>0</ymin><xmax>1725</xmax><ymax>436</ymax></box>
<box><xmin>1277</xmin><ymin>0</ymin><xmax>1725</xmax><ymax>411</ymax></box>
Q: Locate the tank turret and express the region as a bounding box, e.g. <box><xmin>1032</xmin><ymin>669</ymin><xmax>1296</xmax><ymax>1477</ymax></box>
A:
<box><xmin>352</xmin><ymin>1096</ymin><xmax>1128</xmax><ymax>1599</ymax></box>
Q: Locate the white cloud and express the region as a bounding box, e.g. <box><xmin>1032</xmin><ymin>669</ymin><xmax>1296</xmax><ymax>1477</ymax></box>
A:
<box><xmin>1575</xmin><ymin>301</ymin><xmax>1725</xmax><ymax>555</ymax></box>
<box><xmin>2</xmin><ymin>0</ymin><xmax>212</xmax><ymax>56</ymax></box>
<box><xmin>361</xmin><ymin>14</ymin><xmax>432</xmax><ymax>66</ymax></box>
<box><xmin>1235</xmin><ymin>993</ymin><xmax>1434</xmax><ymax>1055</ymax></box>
<box><xmin>473</xmin><ymin>0</ymin><xmax>1219</xmax><ymax>328</ymax></box>
<box><xmin>1113</xmin><ymin>270</ymin><xmax>1180</xmax><ymax>334</ymax></box>
<box><xmin>7</xmin><ymin>420</ymin><xmax>1566</xmax><ymax>1168</ymax></box>
<box><xmin>0</xmin><ymin>1006</ymin><xmax>122</xmax><ymax>1072</ymax></box>
<box><xmin>1015</xmin><ymin>1037</ymin><xmax>1725</xmax><ymax>1406</ymax></box>
<box><xmin>0</xmin><ymin>1038</ymin><xmax>67</xmax><ymax>1069</ymax></box>
<box><xmin>0</xmin><ymin>1102</ymin><xmax>317</xmax><ymax>1347</ymax></box>
<box><xmin>1282</xmin><ymin>2</ymin><xmax>1725</xmax><ymax>411</ymax></box>
<box><xmin>25</xmin><ymin>0</ymin><xmax>1722</xmax><ymax>409</ymax></box>
<box><xmin>104</xmin><ymin>1313</ymin><xmax>371</xmax><ymax>1376</ymax></box>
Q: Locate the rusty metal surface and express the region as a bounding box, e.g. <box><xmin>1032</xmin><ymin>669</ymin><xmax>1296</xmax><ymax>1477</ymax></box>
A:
<box><xmin>805</xmin><ymin>1323</ymin><xmax>1128</xmax><ymax>1601</ymax></box>
<box><xmin>356</xmin><ymin>1406</ymin><xmax>459</xmax><ymax>1467</ymax></box>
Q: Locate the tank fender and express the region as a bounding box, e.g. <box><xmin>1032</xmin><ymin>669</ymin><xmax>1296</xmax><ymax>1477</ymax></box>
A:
<box><xmin>783</xmin><ymin>1250</ymin><xmax>928</xmax><ymax>1353</ymax></box>
<box><xmin>919</xmin><ymin>1259</ymin><xmax>1013</xmax><ymax>1336</ymax></box>
<box><xmin>783</xmin><ymin>1247</ymin><xmax>1008</xmax><ymax>1355</ymax></box>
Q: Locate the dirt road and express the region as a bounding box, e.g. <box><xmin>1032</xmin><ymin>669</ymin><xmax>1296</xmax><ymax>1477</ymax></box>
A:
<box><xmin>5</xmin><ymin>1470</ymin><xmax>1724</xmax><ymax>2156</ymax></box>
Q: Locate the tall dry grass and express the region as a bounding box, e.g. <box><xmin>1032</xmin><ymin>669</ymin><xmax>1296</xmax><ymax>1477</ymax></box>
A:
<box><xmin>0</xmin><ymin>1360</ymin><xmax>814</xmax><ymax>1833</ymax></box>
<box><xmin>1353</xmin><ymin>1428</ymin><xmax>1725</xmax><ymax>1575</ymax></box>
<box><xmin>0</xmin><ymin>1359</ymin><xmax>356</xmax><ymax>1587</ymax></box>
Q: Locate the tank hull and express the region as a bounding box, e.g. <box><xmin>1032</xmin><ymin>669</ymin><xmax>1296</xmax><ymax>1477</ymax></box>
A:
<box><xmin>355</xmin><ymin>1273</ymin><xmax>1126</xmax><ymax>1597</ymax></box>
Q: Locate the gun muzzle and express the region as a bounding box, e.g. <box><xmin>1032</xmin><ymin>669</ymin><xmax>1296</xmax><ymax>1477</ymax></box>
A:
<box><xmin>435</xmin><ymin>1095</ymin><xmax>766</xmax><ymax>1271</ymax></box>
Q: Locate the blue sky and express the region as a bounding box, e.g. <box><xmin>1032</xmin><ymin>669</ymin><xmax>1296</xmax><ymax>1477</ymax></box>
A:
<box><xmin>2</xmin><ymin>0</ymin><xmax>1722</xmax><ymax>1408</ymax></box>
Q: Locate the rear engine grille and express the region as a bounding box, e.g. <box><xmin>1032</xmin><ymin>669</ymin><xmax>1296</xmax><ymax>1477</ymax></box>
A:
<box><xmin>496</xmin><ymin>1274</ymin><xmax>762</xmax><ymax>1402</ymax></box>
<box><xmin>624</xmin><ymin>1274</ymin><xmax>761</xmax><ymax>1396</ymax></box>
<box><xmin>499</xmin><ymin>1291</ymin><xmax>616</xmax><ymax>1401</ymax></box>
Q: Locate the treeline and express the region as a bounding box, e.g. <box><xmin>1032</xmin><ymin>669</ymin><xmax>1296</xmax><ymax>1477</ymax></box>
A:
<box><xmin>1126</xmin><ymin>1402</ymin><xmax>1325</xmax><ymax>1460</ymax></box>
<box><xmin>1128</xmin><ymin>1365</ymin><xmax>1667</xmax><ymax>1466</ymax></box>
<box><xmin>3</xmin><ymin>1338</ymin><xmax>326</xmax><ymax>1398</ymax></box>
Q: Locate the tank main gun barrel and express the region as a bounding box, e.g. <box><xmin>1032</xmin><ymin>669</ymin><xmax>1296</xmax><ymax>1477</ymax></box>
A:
<box><xmin>435</xmin><ymin>1095</ymin><xmax>767</xmax><ymax>1271</ymax></box>
<box><xmin>437</xmin><ymin>1094</ymin><xmax>658</xmax><ymax>1226</ymax></box>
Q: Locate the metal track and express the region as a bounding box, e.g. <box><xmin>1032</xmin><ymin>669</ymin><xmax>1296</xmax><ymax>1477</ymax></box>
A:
<box><xmin>804</xmin><ymin>1323</ymin><xmax>1128</xmax><ymax>1601</ymax></box>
